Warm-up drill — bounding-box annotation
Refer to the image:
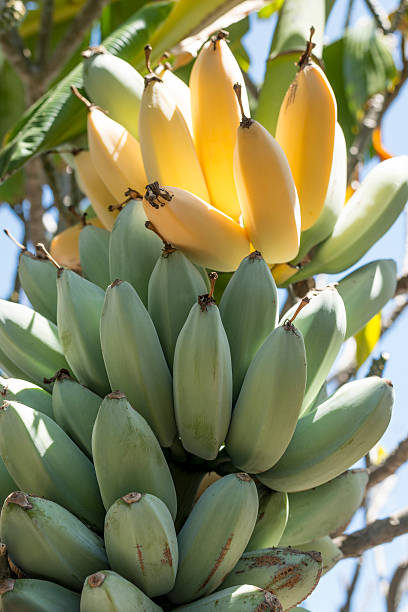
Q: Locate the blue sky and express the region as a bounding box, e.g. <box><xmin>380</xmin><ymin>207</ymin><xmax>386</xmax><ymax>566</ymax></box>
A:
<box><xmin>0</xmin><ymin>1</ymin><xmax>407</xmax><ymax>611</ymax></box>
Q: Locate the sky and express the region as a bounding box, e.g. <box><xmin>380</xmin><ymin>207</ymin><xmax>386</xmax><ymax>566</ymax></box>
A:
<box><xmin>0</xmin><ymin>1</ymin><xmax>408</xmax><ymax>611</ymax></box>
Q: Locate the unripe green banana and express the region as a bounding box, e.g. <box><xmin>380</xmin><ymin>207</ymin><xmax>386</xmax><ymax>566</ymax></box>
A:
<box><xmin>1</xmin><ymin>492</ymin><xmax>108</xmax><ymax>591</ymax></box>
<box><xmin>337</xmin><ymin>259</ymin><xmax>397</xmax><ymax>339</ymax></box>
<box><xmin>245</xmin><ymin>491</ymin><xmax>289</xmax><ymax>552</ymax></box>
<box><xmin>169</xmin><ymin>473</ymin><xmax>258</xmax><ymax>604</ymax></box>
<box><xmin>100</xmin><ymin>280</ymin><xmax>176</xmax><ymax>447</ymax></box>
<box><xmin>0</xmin><ymin>299</ymin><xmax>69</xmax><ymax>389</ymax></box>
<box><xmin>289</xmin><ymin>156</ymin><xmax>408</xmax><ymax>281</ymax></box>
<box><xmin>57</xmin><ymin>269</ymin><xmax>110</xmax><ymax>396</ymax></box>
<box><xmin>18</xmin><ymin>251</ymin><xmax>58</xmax><ymax>323</ymax></box>
<box><xmin>279</xmin><ymin>469</ymin><xmax>368</xmax><ymax>546</ymax></box>
<box><xmin>0</xmin><ymin>376</ymin><xmax>53</xmax><ymax>418</ymax></box>
<box><xmin>295</xmin><ymin>537</ymin><xmax>342</xmax><ymax>575</ymax></box>
<box><xmin>109</xmin><ymin>201</ymin><xmax>162</xmax><ymax>307</ymax></box>
<box><xmin>52</xmin><ymin>369</ymin><xmax>101</xmax><ymax>457</ymax></box>
<box><xmin>0</xmin><ymin>459</ymin><xmax>17</xmax><ymax>507</ymax></box>
<box><xmin>79</xmin><ymin>225</ymin><xmax>111</xmax><ymax>290</ymax></box>
<box><xmin>0</xmin><ymin>345</ymin><xmax>28</xmax><ymax>380</ymax></box>
<box><xmin>0</xmin><ymin>400</ymin><xmax>104</xmax><ymax>529</ymax></box>
<box><xmin>83</xmin><ymin>47</ymin><xmax>144</xmax><ymax>139</ymax></box>
<box><xmin>282</xmin><ymin>287</ymin><xmax>346</xmax><ymax>414</ymax></box>
<box><xmin>259</xmin><ymin>377</ymin><xmax>394</xmax><ymax>492</ymax></box>
<box><xmin>80</xmin><ymin>571</ymin><xmax>162</xmax><ymax>612</ymax></box>
<box><xmin>173</xmin><ymin>292</ymin><xmax>232</xmax><ymax>460</ymax></box>
<box><xmin>293</xmin><ymin>123</ymin><xmax>347</xmax><ymax>264</ymax></box>
<box><xmin>174</xmin><ymin>585</ymin><xmax>282</xmax><ymax>611</ymax></box>
<box><xmin>92</xmin><ymin>392</ymin><xmax>177</xmax><ymax>518</ymax></box>
<box><xmin>219</xmin><ymin>251</ymin><xmax>278</xmax><ymax>401</ymax></box>
<box><xmin>226</xmin><ymin>318</ymin><xmax>306</xmax><ymax>473</ymax></box>
<box><xmin>148</xmin><ymin>249</ymin><xmax>207</xmax><ymax>369</ymax></box>
<box><xmin>220</xmin><ymin>547</ymin><xmax>322</xmax><ymax>610</ymax></box>
<box><xmin>104</xmin><ymin>492</ymin><xmax>178</xmax><ymax>597</ymax></box>
<box><xmin>0</xmin><ymin>578</ymin><xmax>80</xmax><ymax>611</ymax></box>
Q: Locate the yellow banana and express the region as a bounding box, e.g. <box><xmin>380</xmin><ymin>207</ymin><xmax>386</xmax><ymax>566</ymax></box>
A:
<box><xmin>190</xmin><ymin>31</ymin><xmax>249</xmax><ymax>220</ymax></box>
<box><xmin>74</xmin><ymin>150</ymin><xmax>118</xmax><ymax>230</ymax></box>
<box><xmin>142</xmin><ymin>183</ymin><xmax>250</xmax><ymax>271</ymax></box>
<box><xmin>233</xmin><ymin>84</ymin><xmax>300</xmax><ymax>263</ymax></box>
<box><xmin>71</xmin><ymin>86</ymin><xmax>146</xmax><ymax>203</ymax></box>
<box><xmin>50</xmin><ymin>217</ymin><xmax>104</xmax><ymax>272</ymax></box>
<box><xmin>155</xmin><ymin>63</ymin><xmax>193</xmax><ymax>134</ymax></box>
<box><xmin>139</xmin><ymin>47</ymin><xmax>209</xmax><ymax>201</ymax></box>
<box><xmin>275</xmin><ymin>30</ymin><xmax>337</xmax><ymax>230</ymax></box>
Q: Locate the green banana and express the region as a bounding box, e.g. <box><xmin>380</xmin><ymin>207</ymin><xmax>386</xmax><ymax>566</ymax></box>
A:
<box><xmin>52</xmin><ymin>369</ymin><xmax>101</xmax><ymax>457</ymax></box>
<box><xmin>18</xmin><ymin>251</ymin><xmax>58</xmax><ymax>323</ymax></box>
<box><xmin>279</xmin><ymin>469</ymin><xmax>368</xmax><ymax>546</ymax></box>
<box><xmin>57</xmin><ymin>268</ymin><xmax>110</xmax><ymax>397</ymax></box>
<box><xmin>220</xmin><ymin>547</ymin><xmax>322</xmax><ymax>610</ymax></box>
<box><xmin>109</xmin><ymin>201</ymin><xmax>162</xmax><ymax>307</ymax></box>
<box><xmin>104</xmin><ymin>492</ymin><xmax>178</xmax><ymax>597</ymax></box>
<box><xmin>83</xmin><ymin>47</ymin><xmax>144</xmax><ymax>140</ymax></box>
<box><xmin>293</xmin><ymin>122</ymin><xmax>347</xmax><ymax>264</ymax></box>
<box><xmin>226</xmin><ymin>319</ymin><xmax>306</xmax><ymax>473</ymax></box>
<box><xmin>259</xmin><ymin>377</ymin><xmax>394</xmax><ymax>492</ymax></box>
<box><xmin>148</xmin><ymin>249</ymin><xmax>207</xmax><ymax>370</ymax></box>
<box><xmin>219</xmin><ymin>251</ymin><xmax>278</xmax><ymax>401</ymax></box>
<box><xmin>169</xmin><ymin>473</ymin><xmax>258</xmax><ymax>604</ymax></box>
<box><xmin>0</xmin><ymin>299</ymin><xmax>69</xmax><ymax>390</ymax></box>
<box><xmin>282</xmin><ymin>287</ymin><xmax>346</xmax><ymax>414</ymax></box>
<box><xmin>337</xmin><ymin>259</ymin><xmax>397</xmax><ymax>339</ymax></box>
<box><xmin>256</xmin><ymin>0</ymin><xmax>327</xmax><ymax>135</ymax></box>
<box><xmin>0</xmin><ymin>400</ymin><xmax>105</xmax><ymax>529</ymax></box>
<box><xmin>0</xmin><ymin>458</ymin><xmax>17</xmax><ymax>507</ymax></box>
<box><xmin>80</xmin><ymin>571</ymin><xmax>162</xmax><ymax>612</ymax></box>
<box><xmin>295</xmin><ymin>537</ymin><xmax>343</xmax><ymax>575</ymax></box>
<box><xmin>0</xmin><ymin>345</ymin><xmax>29</xmax><ymax>380</ymax></box>
<box><xmin>289</xmin><ymin>156</ymin><xmax>408</xmax><ymax>281</ymax></box>
<box><xmin>1</xmin><ymin>492</ymin><xmax>108</xmax><ymax>591</ymax></box>
<box><xmin>79</xmin><ymin>225</ymin><xmax>111</xmax><ymax>290</ymax></box>
<box><xmin>173</xmin><ymin>290</ymin><xmax>232</xmax><ymax>461</ymax></box>
<box><xmin>0</xmin><ymin>376</ymin><xmax>53</xmax><ymax>418</ymax></box>
<box><xmin>0</xmin><ymin>578</ymin><xmax>80</xmax><ymax>611</ymax></box>
<box><xmin>100</xmin><ymin>280</ymin><xmax>176</xmax><ymax>447</ymax></box>
<box><xmin>174</xmin><ymin>585</ymin><xmax>283</xmax><ymax>611</ymax></box>
<box><xmin>92</xmin><ymin>392</ymin><xmax>177</xmax><ymax>518</ymax></box>
<box><xmin>245</xmin><ymin>491</ymin><xmax>289</xmax><ymax>552</ymax></box>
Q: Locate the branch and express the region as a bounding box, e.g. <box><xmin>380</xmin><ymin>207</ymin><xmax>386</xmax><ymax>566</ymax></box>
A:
<box><xmin>363</xmin><ymin>0</ymin><xmax>391</xmax><ymax>34</ymax></box>
<box><xmin>42</xmin><ymin>0</ymin><xmax>110</xmax><ymax>87</ymax></box>
<box><xmin>36</xmin><ymin>0</ymin><xmax>55</xmax><ymax>67</ymax></box>
<box><xmin>387</xmin><ymin>561</ymin><xmax>408</xmax><ymax>612</ymax></box>
<box><xmin>0</xmin><ymin>29</ymin><xmax>35</xmax><ymax>84</ymax></box>
<box><xmin>339</xmin><ymin>558</ymin><xmax>363</xmax><ymax>612</ymax></box>
<box><xmin>368</xmin><ymin>435</ymin><xmax>408</xmax><ymax>488</ymax></box>
<box><xmin>381</xmin><ymin>295</ymin><xmax>408</xmax><ymax>336</ymax></box>
<box><xmin>336</xmin><ymin>507</ymin><xmax>408</xmax><ymax>558</ymax></box>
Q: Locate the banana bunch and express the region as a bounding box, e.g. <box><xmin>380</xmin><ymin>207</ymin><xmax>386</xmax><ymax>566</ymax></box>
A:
<box><xmin>0</xmin><ymin>9</ymin><xmax>404</xmax><ymax>609</ymax></box>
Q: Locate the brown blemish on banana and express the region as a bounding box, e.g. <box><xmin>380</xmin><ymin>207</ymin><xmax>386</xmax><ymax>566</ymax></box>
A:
<box><xmin>5</xmin><ymin>491</ymin><xmax>33</xmax><ymax>510</ymax></box>
<box><xmin>161</xmin><ymin>544</ymin><xmax>173</xmax><ymax>567</ymax></box>
<box><xmin>199</xmin><ymin>534</ymin><xmax>233</xmax><ymax>590</ymax></box>
<box><xmin>88</xmin><ymin>572</ymin><xmax>106</xmax><ymax>588</ymax></box>
<box><xmin>254</xmin><ymin>592</ymin><xmax>283</xmax><ymax>612</ymax></box>
<box><xmin>246</xmin><ymin>553</ymin><xmax>283</xmax><ymax>569</ymax></box>
<box><xmin>136</xmin><ymin>543</ymin><xmax>145</xmax><ymax>575</ymax></box>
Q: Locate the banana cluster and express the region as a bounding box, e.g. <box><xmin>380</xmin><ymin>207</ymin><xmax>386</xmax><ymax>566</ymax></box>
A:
<box><xmin>0</xmin><ymin>25</ymin><xmax>402</xmax><ymax>612</ymax></box>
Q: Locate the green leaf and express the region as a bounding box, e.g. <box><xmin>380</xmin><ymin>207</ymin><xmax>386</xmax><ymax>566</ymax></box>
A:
<box><xmin>0</xmin><ymin>1</ymin><xmax>173</xmax><ymax>182</ymax></box>
<box><xmin>0</xmin><ymin>54</ymin><xmax>25</xmax><ymax>143</ymax></box>
<box><xmin>258</xmin><ymin>0</ymin><xmax>285</xmax><ymax>19</ymax></box>
<box><xmin>0</xmin><ymin>170</ymin><xmax>25</xmax><ymax>204</ymax></box>
<box><xmin>270</xmin><ymin>0</ymin><xmax>327</xmax><ymax>58</ymax></box>
<box><xmin>343</xmin><ymin>18</ymin><xmax>397</xmax><ymax>119</ymax></box>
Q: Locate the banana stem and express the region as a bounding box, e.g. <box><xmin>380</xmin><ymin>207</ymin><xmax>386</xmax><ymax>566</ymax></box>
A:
<box><xmin>233</xmin><ymin>83</ymin><xmax>252</xmax><ymax>128</ymax></box>
<box><xmin>285</xmin><ymin>296</ymin><xmax>311</xmax><ymax>328</ymax></box>
<box><xmin>35</xmin><ymin>242</ymin><xmax>63</xmax><ymax>271</ymax></box>
<box><xmin>210</xmin><ymin>30</ymin><xmax>229</xmax><ymax>50</ymax></box>
<box><xmin>3</xmin><ymin>229</ymin><xmax>26</xmax><ymax>251</ymax></box>
<box><xmin>145</xmin><ymin>220</ymin><xmax>176</xmax><ymax>255</ymax></box>
<box><xmin>144</xmin><ymin>44</ymin><xmax>162</xmax><ymax>86</ymax></box>
<box><xmin>70</xmin><ymin>85</ymin><xmax>93</xmax><ymax>110</ymax></box>
<box><xmin>208</xmin><ymin>272</ymin><xmax>218</xmax><ymax>299</ymax></box>
<box><xmin>297</xmin><ymin>26</ymin><xmax>316</xmax><ymax>70</ymax></box>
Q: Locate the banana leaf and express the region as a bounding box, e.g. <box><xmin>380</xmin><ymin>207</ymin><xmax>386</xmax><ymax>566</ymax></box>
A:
<box><xmin>0</xmin><ymin>1</ymin><xmax>173</xmax><ymax>182</ymax></box>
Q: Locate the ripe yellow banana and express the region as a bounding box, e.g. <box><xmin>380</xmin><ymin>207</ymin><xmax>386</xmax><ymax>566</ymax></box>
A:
<box><xmin>190</xmin><ymin>31</ymin><xmax>249</xmax><ymax>220</ymax></box>
<box><xmin>50</xmin><ymin>218</ymin><xmax>104</xmax><ymax>271</ymax></box>
<box><xmin>139</xmin><ymin>47</ymin><xmax>209</xmax><ymax>201</ymax></box>
<box><xmin>155</xmin><ymin>63</ymin><xmax>193</xmax><ymax>134</ymax></box>
<box><xmin>233</xmin><ymin>84</ymin><xmax>300</xmax><ymax>263</ymax></box>
<box><xmin>74</xmin><ymin>150</ymin><xmax>118</xmax><ymax>230</ymax></box>
<box><xmin>275</xmin><ymin>30</ymin><xmax>337</xmax><ymax>230</ymax></box>
<box><xmin>142</xmin><ymin>183</ymin><xmax>250</xmax><ymax>271</ymax></box>
<box><xmin>71</xmin><ymin>86</ymin><xmax>146</xmax><ymax>203</ymax></box>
